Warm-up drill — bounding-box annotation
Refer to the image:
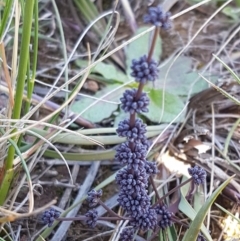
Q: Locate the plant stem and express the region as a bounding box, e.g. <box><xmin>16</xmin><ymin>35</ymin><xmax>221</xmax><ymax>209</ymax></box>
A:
<box><xmin>98</xmin><ymin>200</ymin><xmax>122</xmax><ymax>218</ymax></box>
<box><xmin>185</xmin><ymin>180</ymin><xmax>196</xmax><ymax>202</ymax></box>
<box><xmin>0</xmin><ymin>0</ymin><xmax>35</xmax><ymax>205</ymax></box>
<box><xmin>24</xmin><ymin>0</ymin><xmax>39</xmax><ymax>115</ymax></box>
<box><xmin>57</xmin><ymin>216</ymin><xmax>130</xmax><ymax>221</ymax></box>
<box><xmin>147</xmin><ymin>27</ymin><xmax>159</xmax><ymax>62</ymax></box>
<box><xmin>153</xmin><ymin>178</ymin><xmax>193</xmax><ymax>208</ymax></box>
<box><xmin>0</xmin><ymin>0</ymin><xmax>14</xmax><ymax>39</ymax></box>
<box><xmin>149</xmin><ymin>176</ymin><xmax>161</xmax><ymax>201</ymax></box>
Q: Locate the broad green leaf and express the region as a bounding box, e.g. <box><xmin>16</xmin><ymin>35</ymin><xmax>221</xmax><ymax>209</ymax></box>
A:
<box><xmin>125</xmin><ymin>26</ymin><xmax>162</xmax><ymax>76</ymax></box>
<box><xmin>71</xmin><ymin>84</ymin><xmax>124</xmax><ymax>123</ymax></box>
<box><xmin>168</xmin><ymin>225</ymin><xmax>178</xmax><ymax>241</ymax></box>
<box><xmin>182</xmin><ymin>176</ymin><xmax>234</xmax><ymax>241</ymax></box>
<box><xmin>93</xmin><ymin>61</ymin><xmax>128</xmax><ymax>83</ymax></box>
<box><xmin>75</xmin><ymin>60</ymin><xmax>128</xmax><ymax>83</ymax></box>
<box><xmin>193</xmin><ymin>185</ymin><xmax>205</xmax><ymax>213</ymax></box>
<box><xmin>222</xmin><ymin>6</ymin><xmax>240</xmax><ymax>21</ymax></box>
<box><xmin>144</xmin><ymin>88</ymin><xmax>185</xmax><ymax>123</ymax></box>
<box><xmin>156</xmin><ymin>56</ymin><xmax>215</xmax><ymax>96</ymax></box>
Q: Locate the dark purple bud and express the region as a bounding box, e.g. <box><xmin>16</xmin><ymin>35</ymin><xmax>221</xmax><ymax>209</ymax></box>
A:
<box><xmin>116</xmin><ymin>167</ymin><xmax>148</xmax><ymax>195</ymax></box>
<box><xmin>155</xmin><ymin>204</ymin><xmax>173</xmax><ymax>229</ymax></box>
<box><xmin>145</xmin><ymin>160</ymin><xmax>158</xmax><ymax>175</ymax></box>
<box><xmin>116</xmin><ymin>118</ymin><xmax>147</xmax><ymax>142</ymax></box>
<box><xmin>119</xmin><ymin>228</ymin><xmax>135</xmax><ymax>241</ymax></box>
<box><xmin>41</xmin><ymin>208</ymin><xmax>61</xmax><ymax>227</ymax></box>
<box><xmin>140</xmin><ymin>137</ymin><xmax>151</xmax><ymax>150</ymax></box>
<box><xmin>130</xmin><ymin>208</ymin><xmax>157</xmax><ymax>231</ymax></box>
<box><xmin>188</xmin><ymin>166</ymin><xmax>207</xmax><ymax>185</ymax></box>
<box><xmin>115</xmin><ymin>142</ymin><xmax>147</xmax><ymax>169</ymax></box>
<box><xmin>143</xmin><ymin>5</ymin><xmax>172</xmax><ymax>30</ymax></box>
<box><xmin>87</xmin><ymin>189</ymin><xmax>103</xmax><ymax>207</ymax></box>
<box><xmin>117</xmin><ymin>191</ymin><xmax>150</xmax><ymax>217</ymax></box>
<box><xmin>131</xmin><ymin>55</ymin><xmax>158</xmax><ymax>84</ymax></box>
<box><xmin>120</xmin><ymin>89</ymin><xmax>150</xmax><ymax>114</ymax></box>
<box><xmin>85</xmin><ymin>209</ymin><xmax>98</xmax><ymax>228</ymax></box>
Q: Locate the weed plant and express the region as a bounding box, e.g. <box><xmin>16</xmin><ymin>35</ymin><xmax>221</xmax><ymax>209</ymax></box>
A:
<box><xmin>0</xmin><ymin>1</ymin><xmax>237</xmax><ymax>241</ymax></box>
<box><xmin>40</xmin><ymin>5</ymin><xmax>231</xmax><ymax>241</ymax></box>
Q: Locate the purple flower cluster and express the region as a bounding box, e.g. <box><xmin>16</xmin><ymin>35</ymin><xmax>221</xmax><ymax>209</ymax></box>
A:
<box><xmin>38</xmin><ymin>6</ymin><xmax>210</xmax><ymax>241</ymax></box>
<box><xmin>120</xmin><ymin>228</ymin><xmax>135</xmax><ymax>241</ymax></box>
<box><xmin>130</xmin><ymin>55</ymin><xmax>159</xmax><ymax>84</ymax></box>
<box><xmin>130</xmin><ymin>208</ymin><xmax>158</xmax><ymax>230</ymax></box>
<box><xmin>85</xmin><ymin>209</ymin><xmax>98</xmax><ymax>228</ymax></box>
<box><xmin>116</xmin><ymin>5</ymin><xmax>173</xmax><ymax>239</ymax></box>
<box><xmin>188</xmin><ymin>166</ymin><xmax>207</xmax><ymax>185</ymax></box>
<box><xmin>116</xmin><ymin>118</ymin><xmax>147</xmax><ymax>142</ymax></box>
<box><xmin>144</xmin><ymin>5</ymin><xmax>172</xmax><ymax>29</ymax></box>
<box><xmin>41</xmin><ymin>208</ymin><xmax>61</xmax><ymax>227</ymax></box>
<box><xmin>155</xmin><ymin>204</ymin><xmax>173</xmax><ymax>229</ymax></box>
<box><xmin>87</xmin><ymin>189</ymin><xmax>102</xmax><ymax>207</ymax></box>
<box><xmin>120</xmin><ymin>89</ymin><xmax>149</xmax><ymax>114</ymax></box>
<box><xmin>116</xmin><ymin>80</ymin><xmax>156</xmax><ymax>224</ymax></box>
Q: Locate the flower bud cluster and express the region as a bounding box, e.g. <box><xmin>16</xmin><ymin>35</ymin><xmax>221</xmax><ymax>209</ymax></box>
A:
<box><xmin>188</xmin><ymin>165</ymin><xmax>207</xmax><ymax>185</ymax></box>
<box><xmin>116</xmin><ymin>58</ymin><xmax>157</xmax><ymax>231</ymax></box>
<box><xmin>40</xmin><ymin>5</ymin><xmax>208</xmax><ymax>241</ymax></box>
<box><xmin>115</xmin><ymin>5</ymin><xmax>172</xmax><ymax>240</ymax></box>
<box><xmin>41</xmin><ymin>208</ymin><xmax>61</xmax><ymax>227</ymax></box>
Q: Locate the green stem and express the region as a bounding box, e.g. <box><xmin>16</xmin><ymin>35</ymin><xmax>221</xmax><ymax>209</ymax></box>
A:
<box><xmin>24</xmin><ymin>0</ymin><xmax>38</xmax><ymax>114</ymax></box>
<box><xmin>0</xmin><ymin>0</ymin><xmax>14</xmax><ymax>39</ymax></box>
<box><xmin>2</xmin><ymin>0</ymin><xmax>35</xmax><ymax>204</ymax></box>
<box><xmin>12</xmin><ymin>1</ymin><xmax>35</xmax><ymax>119</ymax></box>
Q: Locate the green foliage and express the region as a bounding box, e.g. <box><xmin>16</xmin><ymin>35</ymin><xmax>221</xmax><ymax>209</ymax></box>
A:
<box><xmin>157</xmin><ymin>56</ymin><xmax>213</xmax><ymax>95</ymax></box>
<box><xmin>182</xmin><ymin>176</ymin><xmax>234</xmax><ymax>241</ymax></box>
<box><xmin>0</xmin><ymin>0</ymin><xmax>36</xmax><ymax>205</ymax></box>
<box><xmin>75</xmin><ymin>60</ymin><xmax>128</xmax><ymax>83</ymax></box>
<box><xmin>215</xmin><ymin>203</ymin><xmax>240</xmax><ymax>224</ymax></box>
<box><xmin>75</xmin><ymin>29</ymin><xmax>212</xmax><ymax>124</ymax></box>
<box><xmin>73</xmin><ymin>0</ymin><xmax>105</xmax><ymax>37</ymax></box>
<box><xmin>92</xmin><ymin>61</ymin><xmax>128</xmax><ymax>83</ymax></box>
<box><xmin>222</xmin><ymin>6</ymin><xmax>240</xmax><ymax>20</ymax></box>
<box><xmin>0</xmin><ymin>0</ymin><xmax>14</xmax><ymax>39</ymax></box>
<box><xmin>71</xmin><ymin>84</ymin><xmax>124</xmax><ymax>123</ymax></box>
<box><xmin>146</xmin><ymin>88</ymin><xmax>185</xmax><ymax>122</ymax></box>
<box><xmin>180</xmin><ymin>177</ymin><xmax>212</xmax><ymax>241</ymax></box>
<box><xmin>186</xmin><ymin>0</ymin><xmax>240</xmax><ymax>21</ymax></box>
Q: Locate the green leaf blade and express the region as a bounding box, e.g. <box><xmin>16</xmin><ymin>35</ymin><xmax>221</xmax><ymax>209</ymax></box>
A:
<box><xmin>182</xmin><ymin>176</ymin><xmax>234</xmax><ymax>241</ymax></box>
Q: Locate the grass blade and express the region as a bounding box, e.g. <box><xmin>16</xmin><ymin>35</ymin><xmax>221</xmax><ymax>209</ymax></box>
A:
<box><xmin>199</xmin><ymin>74</ymin><xmax>240</xmax><ymax>105</ymax></box>
<box><xmin>215</xmin><ymin>203</ymin><xmax>240</xmax><ymax>224</ymax></box>
<box><xmin>212</xmin><ymin>54</ymin><xmax>240</xmax><ymax>85</ymax></box>
<box><xmin>179</xmin><ymin>177</ymin><xmax>212</xmax><ymax>241</ymax></box>
<box><xmin>182</xmin><ymin>176</ymin><xmax>234</xmax><ymax>241</ymax></box>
